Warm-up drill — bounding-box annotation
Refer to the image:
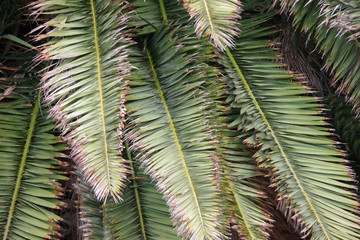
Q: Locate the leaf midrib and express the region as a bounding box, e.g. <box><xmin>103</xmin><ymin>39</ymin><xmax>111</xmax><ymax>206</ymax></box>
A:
<box><xmin>201</xmin><ymin>0</ymin><xmax>215</xmax><ymax>34</ymax></box>
<box><xmin>90</xmin><ymin>0</ymin><xmax>112</xmax><ymax>193</ymax></box>
<box><xmin>145</xmin><ymin>46</ymin><xmax>207</xmax><ymax>235</ymax></box>
<box><xmin>225</xmin><ymin>46</ymin><xmax>330</xmax><ymax>240</ymax></box>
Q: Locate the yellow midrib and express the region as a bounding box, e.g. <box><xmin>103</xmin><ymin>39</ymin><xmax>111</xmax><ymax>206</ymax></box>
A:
<box><xmin>145</xmin><ymin>47</ymin><xmax>207</xmax><ymax>236</ymax></box>
<box><xmin>201</xmin><ymin>0</ymin><xmax>215</xmax><ymax>35</ymax></box>
<box><xmin>90</xmin><ymin>0</ymin><xmax>112</xmax><ymax>192</ymax></box>
<box><xmin>225</xmin><ymin>47</ymin><xmax>330</xmax><ymax>240</ymax></box>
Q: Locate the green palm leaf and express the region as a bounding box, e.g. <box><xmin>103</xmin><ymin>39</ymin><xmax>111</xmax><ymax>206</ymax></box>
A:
<box><xmin>318</xmin><ymin>0</ymin><xmax>360</xmax><ymax>40</ymax></box>
<box><xmin>126</xmin><ymin>27</ymin><xmax>221</xmax><ymax>239</ymax></box>
<box><xmin>31</xmin><ymin>0</ymin><xmax>132</xmax><ymax>200</ymax></box>
<box><xmin>219</xmin><ymin>13</ymin><xmax>360</xmax><ymax>239</ymax></box>
<box><xmin>278</xmin><ymin>0</ymin><xmax>360</xmax><ymax>114</ymax></box>
<box><xmin>181</xmin><ymin>0</ymin><xmax>241</xmax><ymax>50</ymax></box>
<box><xmin>326</xmin><ymin>95</ymin><xmax>360</xmax><ymax>175</ymax></box>
<box><xmin>199</xmin><ymin>61</ymin><xmax>271</xmax><ymax>238</ymax></box>
<box><xmin>110</xmin><ymin>145</ymin><xmax>178</xmax><ymax>240</ymax></box>
<box><xmin>222</xmin><ymin>126</ymin><xmax>270</xmax><ymax>239</ymax></box>
<box><xmin>78</xmin><ymin>180</ymin><xmax>113</xmax><ymax>239</ymax></box>
<box><xmin>0</xmin><ymin>82</ymin><xmax>64</xmax><ymax>240</ymax></box>
<box><xmin>79</xmin><ymin>144</ymin><xmax>178</xmax><ymax>240</ymax></box>
<box><xmin>128</xmin><ymin>0</ymin><xmax>163</xmax><ymax>35</ymax></box>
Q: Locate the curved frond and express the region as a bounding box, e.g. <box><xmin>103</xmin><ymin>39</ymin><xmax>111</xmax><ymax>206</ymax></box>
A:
<box><xmin>219</xmin><ymin>13</ymin><xmax>360</xmax><ymax>240</ymax></box>
<box><xmin>126</xmin><ymin>27</ymin><xmax>221</xmax><ymax>239</ymax></box>
<box><xmin>206</xmin><ymin>68</ymin><xmax>271</xmax><ymax>239</ymax></box>
<box><xmin>31</xmin><ymin>0</ymin><xmax>132</xmax><ymax>200</ymax></box>
<box><xmin>278</xmin><ymin>0</ymin><xmax>360</xmax><ymax>114</ymax></box>
<box><xmin>0</xmin><ymin>83</ymin><xmax>64</xmax><ymax>239</ymax></box>
<box><xmin>326</xmin><ymin>95</ymin><xmax>360</xmax><ymax>171</ymax></box>
<box><xmin>221</xmin><ymin>127</ymin><xmax>271</xmax><ymax>239</ymax></box>
<box><xmin>181</xmin><ymin>0</ymin><xmax>241</xmax><ymax>50</ymax></box>
<box><xmin>78</xmin><ymin>180</ymin><xmax>113</xmax><ymax>239</ymax></box>
<box><xmin>319</xmin><ymin>0</ymin><xmax>360</xmax><ymax>40</ymax></box>
<box><xmin>128</xmin><ymin>0</ymin><xmax>163</xmax><ymax>35</ymax></box>
<box><xmin>109</xmin><ymin>145</ymin><xmax>179</xmax><ymax>240</ymax></box>
<box><xmin>79</xmin><ymin>146</ymin><xmax>178</xmax><ymax>240</ymax></box>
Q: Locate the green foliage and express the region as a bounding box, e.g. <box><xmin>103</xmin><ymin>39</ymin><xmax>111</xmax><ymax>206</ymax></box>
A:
<box><xmin>279</xmin><ymin>0</ymin><xmax>360</xmax><ymax>114</ymax></box>
<box><xmin>0</xmin><ymin>0</ymin><xmax>27</xmax><ymax>36</ymax></box>
<box><xmin>319</xmin><ymin>0</ymin><xmax>360</xmax><ymax>39</ymax></box>
<box><xmin>128</xmin><ymin>0</ymin><xmax>163</xmax><ymax>35</ymax></box>
<box><xmin>1</xmin><ymin>0</ymin><xmax>360</xmax><ymax>239</ymax></box>
<box><xmin>220</xmin><ymin>12</ymin><xmax>360</xmax><ymax>239</ymax></box>
<box><xmin>181</xmin><ymin>0</ymin><xmax>241</xmax><ymax>50</ymax></box>
<box><xmin>326</xmin><ymin>95</ymin><xmax>360</xmax><ymax>175</ymax></box>
<box><xmin>126</xmin><ymin>27</ymin><xmax>221</xmax><ymax>239</ymax></box>
<box><xmin>78</xmin><ymin>149</ymin><xmax>177</xmax><ymax>240</ymax></box>
<box><xmin>31</xmin><ymin>0</ymin><xmax>132</xmax><ymax>200</ymax></box>
<box><xmin>221</xmin><ymin>129</ymin><xmax>270</xmax><ymax>240</ymax></box>
<box><xmin>0</xmin><ymin>78</ymin><xmax>64</xmax><ymax>240</ymax></box>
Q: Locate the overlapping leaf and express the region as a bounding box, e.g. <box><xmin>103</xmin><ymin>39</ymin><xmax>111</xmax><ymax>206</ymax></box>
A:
<box><xmin>128</xmin><ymin>0</ymin><xmax>163</xmax><ymax>35</ymax></box>
<box><xmin>79</xmin><ymin>147</ymin><xmax>178</xmax><ymax>240</ymax></box>
<box><xmin>31</xmin><ymin>0</ymin><xmax>132</xmax><ymax>200</ymax></box>
<box><xmin>278</xmin><ymin>0</ymin><xmax>360</xmax><ymax>114</ymax></box>
<box><xmin>181</xmin><ymin>0</ymin><xmax>241</xmax><ymax>50</ymax></box>
<box><xmin>219</xmin><ymin>13</ymin><xmax>360</xmax><ymax>240</ymax></box>
<box><xmin>0</xmin><ymin>80</ymin><xmax>64</xmax><ymax>240</ymax></box>
<box><xmin>126</xmin><ymin>27</ymin><xmax>221</xmax><ymax>239</ymax></box>
<box><xmin>130</xmin><ymin>3</ymin><xmax>272</xmax><ymax>238</ymax></box>
<box><xmin>219</xmin><ymin>98</ymin><xmax>271</xmax><ymax>239</ymax></box>
<box><xmin>319</xmin><ymin>0</ymin><xmax>360</xmax><ymax>40</ymax></box>
<box><xmin>107</xmin><ymin>158</ymin><xmax>179</xmax><ymax>240</ymax></box>
<box><xmin>326</xmin><ymin>95</ymin><xmax>360</xmax><ymax>175</ymax></box>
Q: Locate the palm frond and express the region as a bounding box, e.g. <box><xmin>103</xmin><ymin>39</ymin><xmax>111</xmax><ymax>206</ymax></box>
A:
<box><xmin>319</xmin><ymin>0</ymin><xmax>360</xmax><ymax>40</ymax></box>
<box><xmin>0</xmin><ymin>80</ymin><xmax>64</xmax><ymax>239</ymax></box>
<box><xmin>128</xmin><ymin>0</ymin><xmax>163</xmax><ymax>35</ymax></box>
<box><xmin>78</xmin><ymin>179</ymin><xmax>113</xmax><ymax>239</ymax></box>
<box><xmin>219</xmin><ymin>12</ymin><xmax>360</xmax><ymax>239</ymax></box>
<box><xmin>31</xmin><ymin>0</ymin><xmax>132</xmax><ymax>200</ymax></box>
<box><xmin>165</xmin><ymin>0</ymin><xmax>192</xmax><ymax>26</ymax></box>
<box><xmin>221</xmin><ymin>126</ymin><xmax>271</xmax><ymax>239</ymax></box>
<box><xmin>278</xmin><ymin>0</ymin><xmax>360</xmax><ymax>114</ymax></box>
<box><xmin>79</xmin><ymin>145</ymin><xmax>178</xmax><ymax>240</ymax></box>
<box><xmin>326</xmin><ymin>95</ymin><xmax>360</xmax><ymax>174</ymax></box>
<box><xmin>126</xmin><ymin>27</ymin><xmax>221</xmax><ymax>239</ymax></box>
<box><xmin>197</xmin><ymin>58</ymin><xmax>272</xmax><ymax>239</ymax></box>
<box><xmin>181</xmin><ymin>0</ymin><xmax>241</xmax><ymax>50</ymax></box>
<box><xmin>109</xmin><ymin>145</ymin><xmax>179</xmax><ymax>240</ymax></box>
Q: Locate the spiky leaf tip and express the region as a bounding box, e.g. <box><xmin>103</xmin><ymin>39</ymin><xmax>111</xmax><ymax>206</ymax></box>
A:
<box><xmin>126</xmin><ymin>27</ymin><xmax>222</xmax><ymax>239</ymax></box>
<box><xmin>220</xmin><ymin>12</ymin><xmax>360</xmax><ymax>240</ymax></box>
<box><xmin>181</xmin><ymin>0</ymin><xmax>242</xmax><ymax>50</ymax></box>
<box><xmin>30</xmin><ymin>0</ymin><xmax>133</xmax><ymax>201</ymax></box>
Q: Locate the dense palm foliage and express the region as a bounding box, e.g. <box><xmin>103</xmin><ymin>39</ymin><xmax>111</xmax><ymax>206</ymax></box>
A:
<box><xmin>1</xmin><ymin>0</ymin><xmax>360</xmax><ymax>239</ymax></box>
